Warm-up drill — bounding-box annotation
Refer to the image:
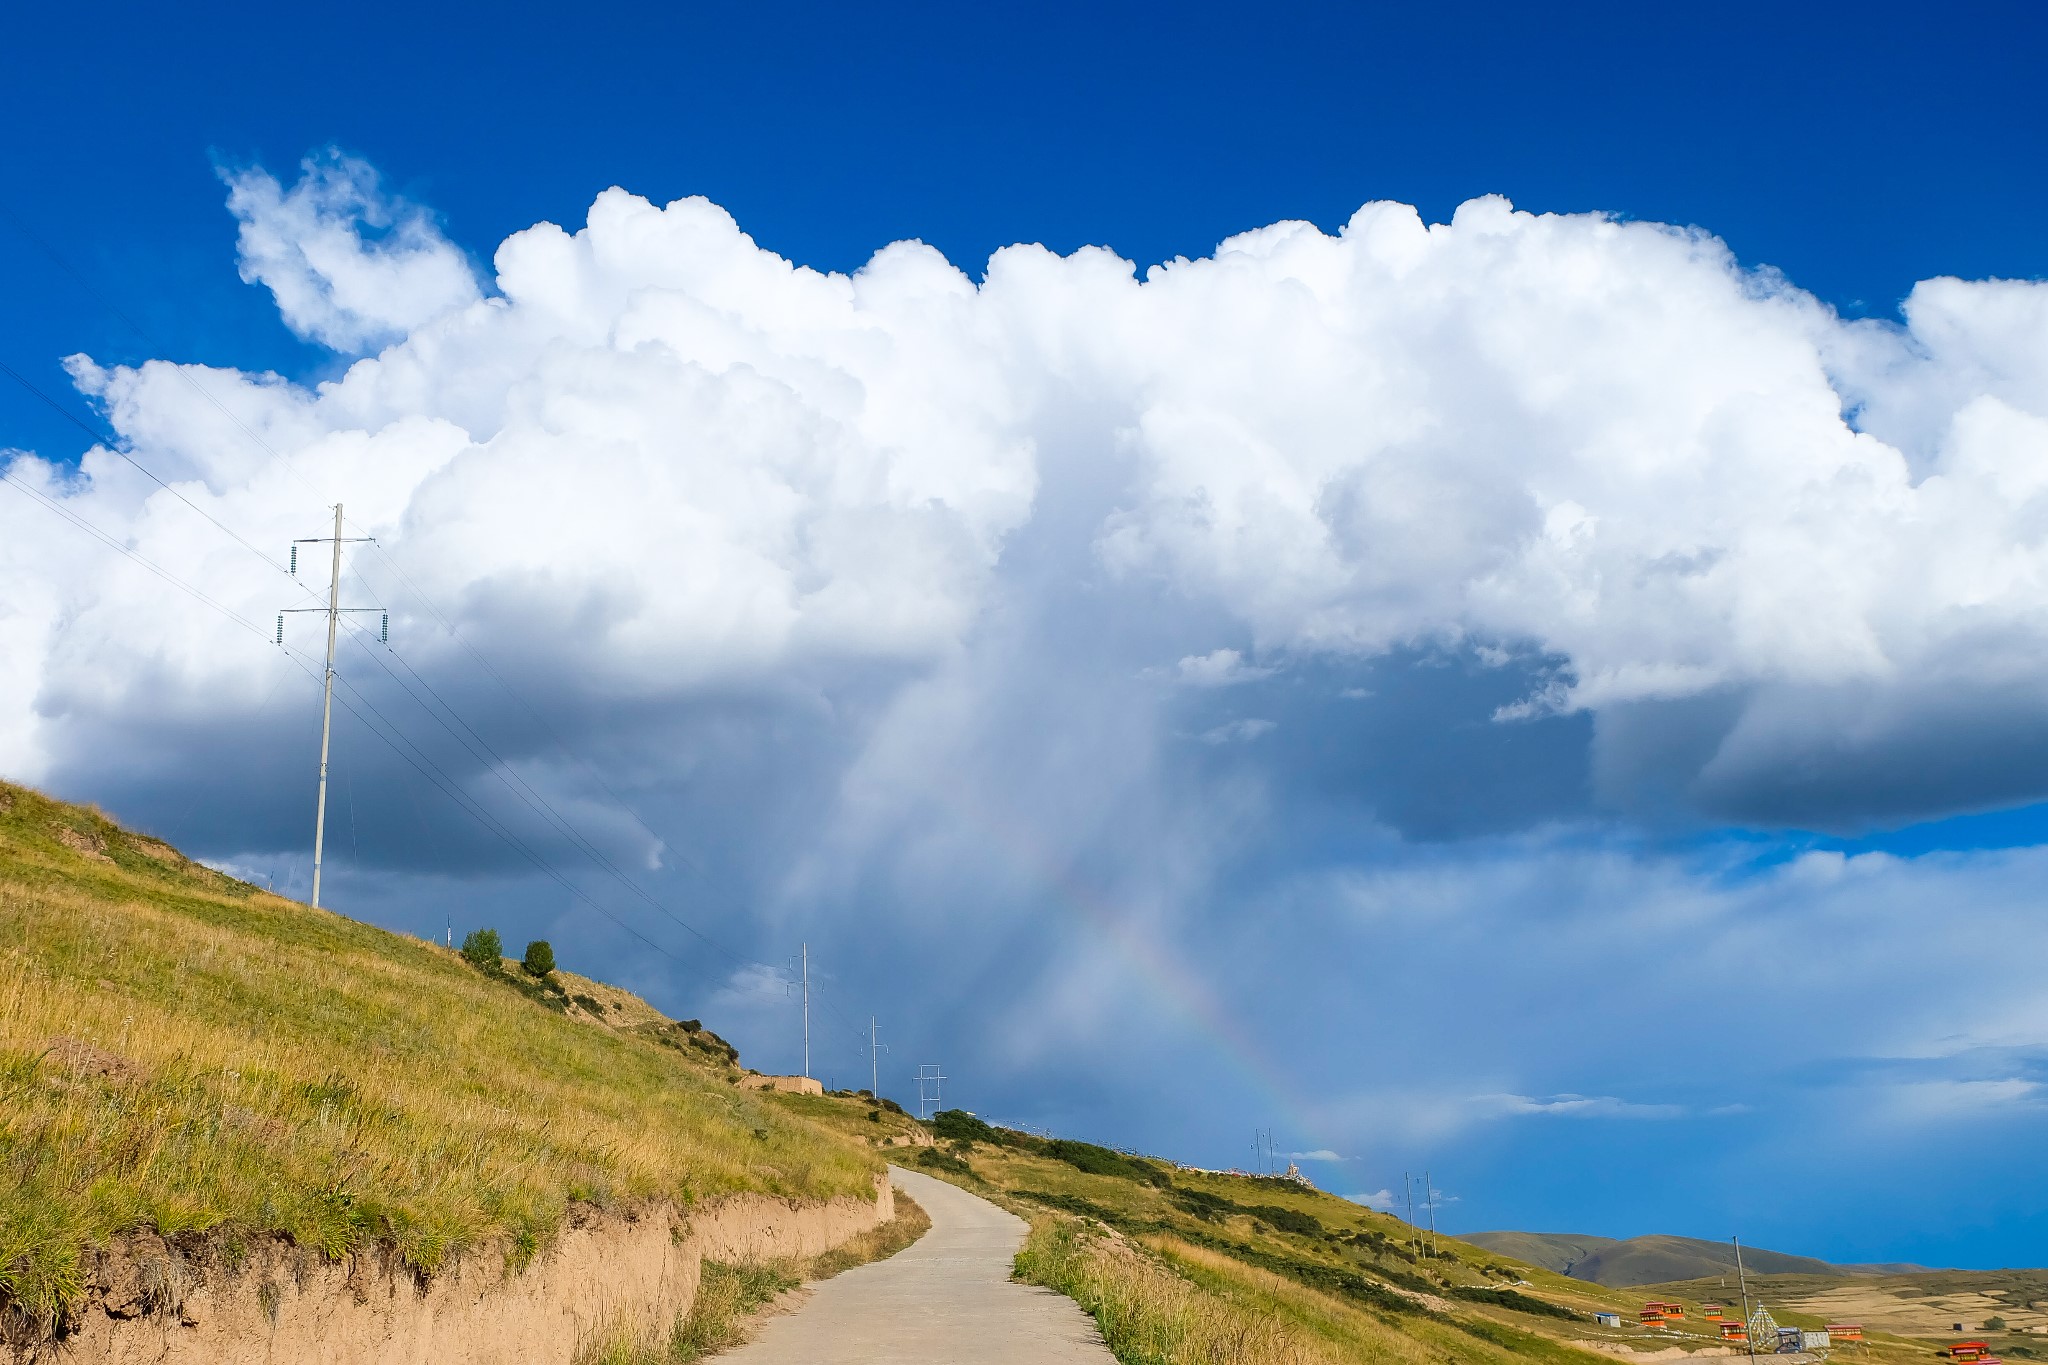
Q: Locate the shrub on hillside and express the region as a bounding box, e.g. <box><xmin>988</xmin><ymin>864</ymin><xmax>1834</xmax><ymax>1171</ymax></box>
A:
<box><xmin>521</xmin><ymin>939</ymin><xmax>555</xmax><ymax>978</ymax></box>
<box><xmin>930</xmin><ymin>1109</ymin><xmax>999</xmax><ymax>1145</ymax></box>
<box><xmin>1249</xmin><ymin>1204</ymin><xmax>1324</xmax><ymax>1238</ymax></box>
<box><xmin>1046</xmin><ymin>1138</ymin><xmax>1170</xmax><ymax>1187</ymax></box>
<box><xmin>1450</xmin><ymin>1286</ymin><xmax>1580</xmax><ymax>1320</ymax></box>
<box><xmin>460</xmin><ymin>927</ymin><xmax>502</xmax><ymax>972</ymax></box>
<box><xmin>1172</xmin><ymin>1187</ymin><xmax>1234</xmax><ymax>1222</ymax></box>
<box><xmin>914</xmin><ymin>1146</ymin><xmax>971</xmax><ymax>1177</ymax></box>
<box><xmin>1015</xmin><ymin>1188</ymin><xmax>1128</xmax><ymax>1226</ymax></box>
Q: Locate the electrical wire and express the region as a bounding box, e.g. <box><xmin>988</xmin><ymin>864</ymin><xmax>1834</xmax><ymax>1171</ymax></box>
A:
<box><xmin>0</xmin><ymin>461</ymin><xmax>717</xmax><ymax>972</ymax></box>
<box><xmin>1</xmin><ymin>214</ymin><xmax>845</xmax><ymax>1017</ymax></box>
<box><xmin>5</xmin><ymin>207</ymin><xmax>782</xmax><ymax>949</ymax></box>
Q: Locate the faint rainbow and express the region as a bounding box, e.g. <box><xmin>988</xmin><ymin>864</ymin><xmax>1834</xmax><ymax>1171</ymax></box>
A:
<box><xmin>951</xmin><ymin>788</ymin><xmax>1329</xmax><ymax>1161</ymax></box>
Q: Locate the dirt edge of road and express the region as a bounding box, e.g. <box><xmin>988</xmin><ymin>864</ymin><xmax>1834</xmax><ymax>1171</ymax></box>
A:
<box><xmin>42</xmin><ymin>1176</ymin><xmax>895</xmax><ymax>1365</ymax></box>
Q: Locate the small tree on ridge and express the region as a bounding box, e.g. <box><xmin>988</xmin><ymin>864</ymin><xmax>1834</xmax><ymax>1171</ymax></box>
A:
<box><xmin>461</xmin><ymin>927</ymin><xmax>502</xmax><ymax>972</ymax></box>
<box><xmin>522</xmin><ymin>939</ymin><xmax>555</xmax><ymax>978</ymax></box>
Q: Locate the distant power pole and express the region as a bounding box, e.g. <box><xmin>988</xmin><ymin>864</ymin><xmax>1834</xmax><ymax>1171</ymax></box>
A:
<box><xmin>869</xmin><ymin>1016</ymin><xmax>888</xmax><ymax>1095</ymax></box>
<box><xmin>1404</xmin><ymin>1172</ymin><xmax>1416</xmax><ymax>1250</ymax></box>
<box><xmin>1426</xmin><ymin>1168</ymin><xmax>1438</xmax><ymax>1254</ymax></box>
<box><xmin>1734</xmin><ymin>1236</ymin><xmax>1757</xmax><ymax>1364</ymax></box>
<box><xmin>784</xmin><ymin>944</ymin><xmax>812</xmax><ymax>1077</ymax></box>
<box><xmin>915</xmin><ymin>1063</ymin><xmax>946</xmax><ymax>1119</ymax></box>
<box><xmin>278</xmin><ymin>503</ymin><xmax>378</xmax><ymax>910</ymax></box>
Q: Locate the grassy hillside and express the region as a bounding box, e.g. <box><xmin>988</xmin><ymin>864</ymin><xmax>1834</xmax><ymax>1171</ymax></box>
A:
<box><xmin>812</xmin><ymin>1110</ymin><xmax>1968</xmax><ymax>1365</ymax></box>
<box><xmin>826</xmin><ymin>1112</ymin><xmax>1642</xmax><ymax>1365</ymax></box>
<box><xmin>1572</xmin><ymin>1234</ymin><xmax>1836</xmax><ymax>1287</ymax></box>
<box><xmin>1465</xmin><ymin>1230</ymin><xmax>1919</xmax><ymax>1288</ymax></box>
<box><xmin>0</xmin><ymin>779</ymin><xmax>883</xmax><ymax>1345</ymax></box>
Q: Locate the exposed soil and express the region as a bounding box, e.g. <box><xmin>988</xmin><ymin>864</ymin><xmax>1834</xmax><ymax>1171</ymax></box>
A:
<box><xmin>29</xmin><ymin>1176</ymin><xmax>895</xmax><ymax>1364</ymax></box>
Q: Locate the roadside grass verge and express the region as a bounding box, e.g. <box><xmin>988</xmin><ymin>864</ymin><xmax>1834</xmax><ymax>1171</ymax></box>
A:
<box><xmin>1015</xmin><ymin>1215</ymin><xmax>1627</xmax><ymax>1365</ymax></box>
<box><xmin>1014</xmin><ymin>1217</ymin><xmax>1346</xmax><ymax>1365</ymax></box>
<box><xmin>0</xmin><ymin>780</ymin><xmax>881</xmax><ymax>1344</ymax></box>
<box><xmin>575</xmin><ymin>1190</ymin><xmax>933</xmax><ymax>1364</ymax></box>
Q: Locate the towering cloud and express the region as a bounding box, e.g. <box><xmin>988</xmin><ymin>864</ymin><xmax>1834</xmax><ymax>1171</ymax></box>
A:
<box><xmin>6</xmin><ymin>163</ymin><xmax>2045</xmax><ymax>832</ymax></box>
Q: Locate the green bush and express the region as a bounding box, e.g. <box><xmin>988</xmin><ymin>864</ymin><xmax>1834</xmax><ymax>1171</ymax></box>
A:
<box><xmin>1046</xmin><ymin>1138</ymin><xmax>1170</xmax><ymax>1187</ymax></box>
<box><xmin>521</xmin><ymin>939</ymin><xmax>555</xmax><ymax>978</ymax></box>
<box><xmin>914</xmin><ymin>1147</ymin><xmax>972</xmax><ymax>1177</ymax></box>
<box><xmin>460</xmin><ymin>927</ymin><xmax>501</xmax><ymax>972</ymax></box>
<box><xmin>930</xmin><ymin>1109</ymin><xmax>999</xmax><ymax>1145</ymax></box>
<box><xmin>1450</xmin><ymin>1286</ymin><xmax>1580</xmax><ymax>1320</ymax></box>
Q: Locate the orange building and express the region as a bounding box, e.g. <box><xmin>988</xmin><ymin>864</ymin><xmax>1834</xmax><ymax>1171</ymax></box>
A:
<box><xmin>1704</xmin><ymin>1305</ymin><xmax>1726</xmax><ymax>1321</ymax></box>
<box><xmin>1952</xmin><ymin>1342</ymin><xmax>1989</xmax><ymax>1362</ymax></box>
<box><xmin>1640</xmin><ymin>1308</ymin><xmax>1668</xmax><ymax>1326</ymax></box>
<box><xmin>1827</xmin><ymin>1325</ymin><xmax>1865</xmax><ymax>1342</ymax></box>
<box><xmin>1720</xmin><ymin>1322</ymin><xmax>1749</xmax><ymax>1341</ymax></box>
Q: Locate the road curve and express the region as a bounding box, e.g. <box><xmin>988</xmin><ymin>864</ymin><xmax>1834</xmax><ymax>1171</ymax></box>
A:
<box><xmin>715</xmin><ymin>1166</ymin><xmax>1115</xmax><ymax>1364</ymax></box>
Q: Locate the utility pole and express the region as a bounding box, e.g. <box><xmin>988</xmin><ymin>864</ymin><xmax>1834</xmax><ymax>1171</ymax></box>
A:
<box><xmin>278</xmin><ymin>504</ymin><xmax>377</xmax><ymax>910</ymax></box>
<box><xmin>1426</xmin><ymin>1168</ymin><xmax>1437</xmax><ymax>1254</ymax></box>
<box><xmin>869</xmin><ymin>1016</ymin><xmax>888</xmax><ymax>1096</ymax></box>
<box><xmin>1734</xmin><ymin>1236</ymin><xmax>1756</xmax><ymax>1364</ymax></box>
<box><xmin>801</xmin><ymin>943</ymin><xmax>811</xmax><ymax>1079</ymax></box>
<box><xmin>915</xmin><ymin>1063</ymin><xmax>946</xmax><ymax>1119</ymax></box>
<box><xmin>1405</xmin><ymin>1172</ymin><xmax>1417</xmax><ymax>1251</ymax></box>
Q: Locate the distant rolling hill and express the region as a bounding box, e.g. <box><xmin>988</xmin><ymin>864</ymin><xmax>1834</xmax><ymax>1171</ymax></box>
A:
<box><xmin>1460</xmin><ymin>1232</ymin><xmax>1930</xmax><ymax>1287</ymax></box>
<box><xmin>1457</xmin><ymin>1232</ymin><xmax>1618</xmax><ymax>1277</ymax></box>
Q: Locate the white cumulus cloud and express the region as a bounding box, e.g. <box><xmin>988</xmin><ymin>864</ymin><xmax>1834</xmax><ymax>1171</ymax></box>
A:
<box><xmin>9</xmin><ymin>165</ymin><xmax>2048</xmax><ymax>827</ymax></box>
<box><xmin>221</xmin><ymin>150</ymin><xmax>483</xmax><ymax>351</ymax></box>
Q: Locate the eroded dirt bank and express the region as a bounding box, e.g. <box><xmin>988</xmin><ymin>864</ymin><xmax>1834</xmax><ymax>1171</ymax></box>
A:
<box><xmin>41</xmin><ymin>1176</ymin><xmax>894</xmax><ymax>1364</ymax></box>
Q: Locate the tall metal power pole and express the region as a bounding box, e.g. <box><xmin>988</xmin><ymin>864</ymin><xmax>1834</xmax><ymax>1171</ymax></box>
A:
<box><xmin>1734</xmin><ymin>1236</ymin><xmax>1757</xmax><ymax>1364</ymax></box>
<box><xmin>869</xmin><ymin>1016</ymin><xmax>888</xmax><ymax>1095</ymax></box>
<box><xmin>1426</xmin><ymin>1169</ymin><xmax>1437</xmax><ymax>1254</ymax></box>
<box><xmin>915</xmin><ymin>1063</ymin><xmax>946</xmax><ymax>1119</ymax></box>
<box><xmin>801</xmin><ymin>943</ymin><xmax>810</xmax><ymax>1078</ymax></box>
<box><xmin>279</xmin><ymin>505</ymin><xmax>377</xmax><ymax>909</ymax></box>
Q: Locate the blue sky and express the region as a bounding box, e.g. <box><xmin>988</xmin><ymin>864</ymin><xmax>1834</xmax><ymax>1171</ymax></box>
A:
<box><xmin>4</xmin><ymin>0</ymin><xmax>2048</xmax><ymax>1267</ymax></box>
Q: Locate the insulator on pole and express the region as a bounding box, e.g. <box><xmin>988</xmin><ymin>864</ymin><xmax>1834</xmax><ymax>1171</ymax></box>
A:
<box><xmin>275</xmin><ymin>614</ymin><xmax>284</xmax><ymax>644</ymax></box>
<box><xmin>289</xmin><ymin>545</ymin><xmax>297</xmax><ymax>575</ymax></box>
<box><xmin>380</xmin><ymin>612</ymin><xmax>389</xmax><ymax>643</ymax></box>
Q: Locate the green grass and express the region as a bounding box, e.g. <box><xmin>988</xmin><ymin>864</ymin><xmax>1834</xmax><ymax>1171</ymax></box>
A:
<box><xmin>894</xmin><ymin>1116</ymin><xmax>1726</xmax><ymax>1365</ymax></box>
<box><xmin>0</xmin><ymin>779</ymin><xmax>882</xmax><ymax>1344</ymax></box>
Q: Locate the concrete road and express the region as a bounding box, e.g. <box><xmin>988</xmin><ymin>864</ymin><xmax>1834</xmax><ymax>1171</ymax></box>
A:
<box><xmin>715</xmin><ymin>1166</ymin><xmax>1115</xmax><ymax>1364</ymax></box>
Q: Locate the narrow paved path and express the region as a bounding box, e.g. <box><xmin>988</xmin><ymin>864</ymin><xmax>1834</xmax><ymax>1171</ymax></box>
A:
<box><xmin>717</xmin><ymin>1166</ymin><xmax>1116</xmax><ymax>1364</ymax></box>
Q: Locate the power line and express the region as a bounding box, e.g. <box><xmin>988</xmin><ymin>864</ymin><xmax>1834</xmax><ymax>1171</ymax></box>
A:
<box><xmin>0</xmin><ymin>359</ymin><xmax>299</xmax><ymax>579</ymax></box>
<box><xmin>333</xmin><ymin>617</ymin><xmax>772</xmax><ymax>971</ymax></box>
<box><xmin>1</xmin><ymin>226</ymin><xmax>887</xmax><ymax>1031</ymax></box>
<box><xmin>0</xmin><ymin>363</ymin><xmax>767</xmax><ymax>974</ymax></box>
<box><xmin>0</xmin><ymin>463</ymin><xmax>702</xmax><ymax>968</ymax></box>
<box><xmin>6</xmin><ymin>222</ymin><xmax>796</xmax><ymax>970</ymax></box>
<box><xmin>0</xmin><ymin>472</ymin><xmax>272</xmax><ymax>637</ymax></box>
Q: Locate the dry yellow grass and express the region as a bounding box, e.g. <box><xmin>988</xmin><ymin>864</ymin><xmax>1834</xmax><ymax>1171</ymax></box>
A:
<box><xmin>0</xmin><ymin>779</ymin><xmax>881</xmax><ymax>1343</ymax></box>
